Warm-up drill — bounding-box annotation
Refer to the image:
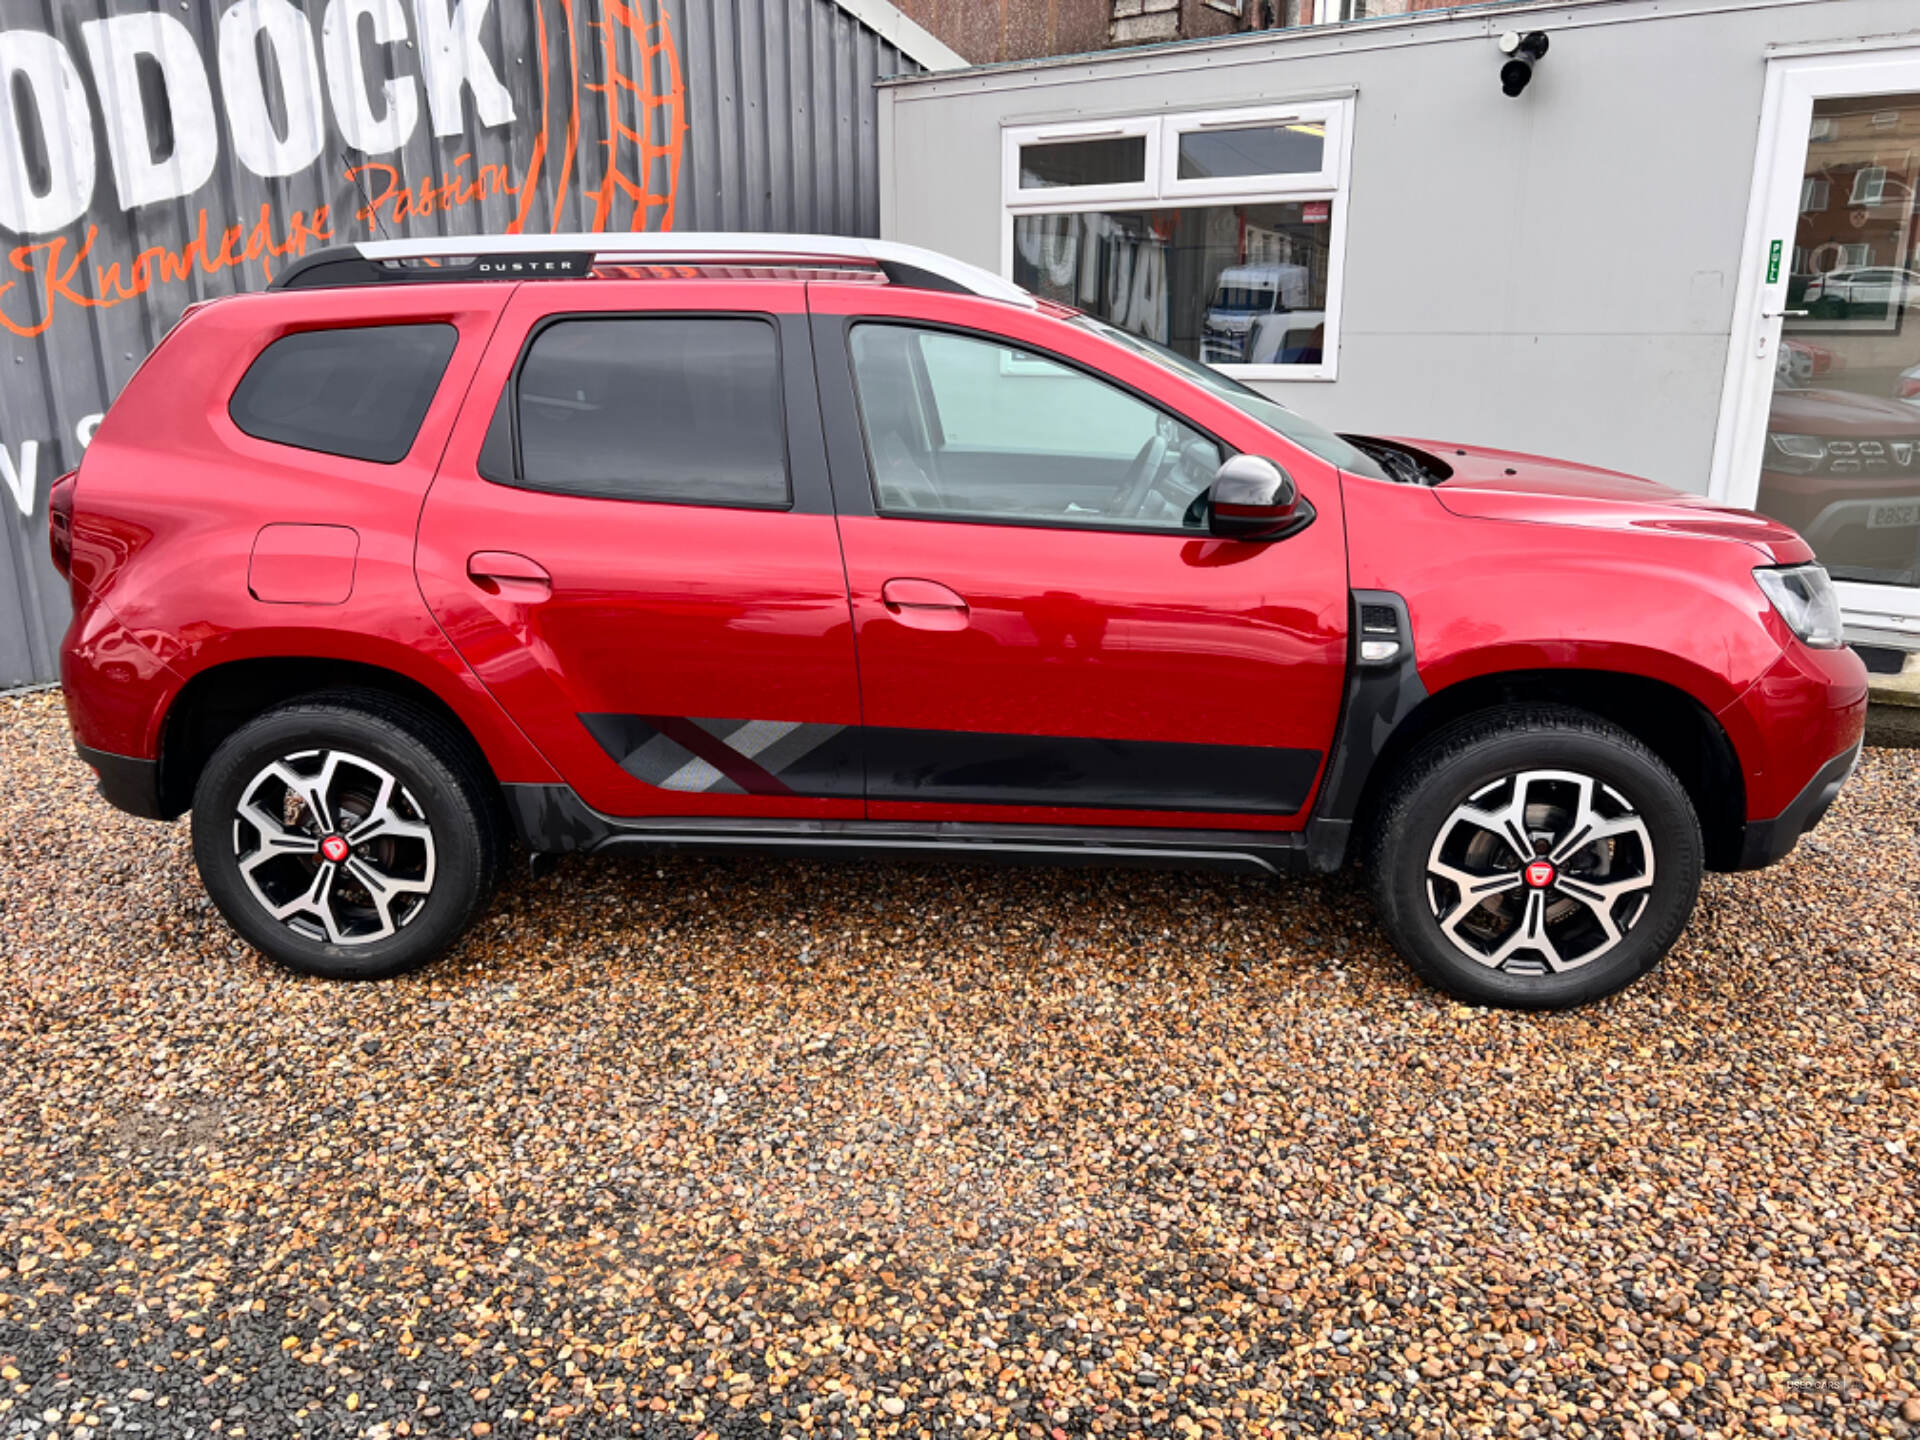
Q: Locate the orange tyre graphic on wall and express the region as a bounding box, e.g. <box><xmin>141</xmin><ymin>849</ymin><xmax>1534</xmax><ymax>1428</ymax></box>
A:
<box><xmin>512</xmin><ymin>0</ymin><xmax>687</xmax><ymax>236</ymax></box>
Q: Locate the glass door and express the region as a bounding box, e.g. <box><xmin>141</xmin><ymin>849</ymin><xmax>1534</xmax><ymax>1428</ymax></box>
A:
<box><xmin>1716</xmin><ymin>50</ymin><xmax>1920</xmax><ymax>636</ymax></box>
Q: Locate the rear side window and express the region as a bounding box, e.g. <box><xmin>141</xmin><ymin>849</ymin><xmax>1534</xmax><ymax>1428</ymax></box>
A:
<box><xmin>509</xmin><ymin>317</ymin><xmax>789</xmax><ymax>507</ymax></box>
<box><xmin>229</xmin><ymin>323</ymin><xmax>458</xmax><ymax>464</ymax></box>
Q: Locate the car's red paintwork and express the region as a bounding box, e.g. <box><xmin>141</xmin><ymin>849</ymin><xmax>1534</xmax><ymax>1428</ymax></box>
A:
<box><xmin>413</xmin><ymin>279</ymin><xmax>866</xmax><ymax>821</ymax></box>
<box><xmin>59</xmin><ymin>270</ymin><xmax>1867</xmax><ymax>841</ymax></box>
<box><xmin>812</xmin><ymin>281</ymin><xmax>1350</xmax><ymax>832</ymax></box>
<box><xmin>61</xmin><ymin>284</ymin><xmax>557</xmax><ymax>785</ymax></box>
<box><xmin>1343</xmin><ymin>451</ymin><xmax>1860</xmax><ymax>820</ymax></box>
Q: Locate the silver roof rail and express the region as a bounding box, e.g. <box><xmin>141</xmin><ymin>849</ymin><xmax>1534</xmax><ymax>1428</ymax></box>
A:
<box><xmin>271</xmin><ymin>231</ymin><xmax>1036</xmax><ymax>307</ymax></box>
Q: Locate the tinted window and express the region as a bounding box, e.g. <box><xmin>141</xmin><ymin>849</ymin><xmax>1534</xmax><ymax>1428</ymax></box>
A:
<box><xmin>1018</xmin><ymin>136</ymin><xmax>1147</xmax><ymax>189</ymax></box>
<box><xmin>849</xmin><ymin>324</ymin><xmax>1221</xmax><ymax>531</ymax></box>
<box><xmin>229</xmin><ymin>323</ymin><xmax>458</xmax><ymax>464</ymax></box>
<box><xmin>1176</xmin><ymin>123</ymin><xmax>1324</xmax><ymax>180</ymax></box>
<box><xmin>513</xmin><ymin>317</ymin><xmax>788</xmax><ymax>507</ymax></box>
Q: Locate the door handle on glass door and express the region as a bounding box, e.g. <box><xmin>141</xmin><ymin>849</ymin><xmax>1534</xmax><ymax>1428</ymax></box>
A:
<box><xmin>467</xmin><ymin>551</ymin><xmax>552</xmax><ymax>596</ymax></box>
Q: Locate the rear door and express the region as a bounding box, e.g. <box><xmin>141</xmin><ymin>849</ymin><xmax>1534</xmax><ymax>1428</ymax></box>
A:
<box><xmin>416</xmin><ymin>278</ymin><xmax>863</xmax><ymax>820</ymax></box>
<box><xmin>809</xmin><ymin>283</ymin><xmax>1350</xmax><ymax>831</ymax></box>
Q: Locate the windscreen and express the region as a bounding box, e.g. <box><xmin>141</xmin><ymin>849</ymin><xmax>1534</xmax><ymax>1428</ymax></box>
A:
<box><xmin>1071</xmin><ymin>315</ymin><xmax>1391</xmax><ymax>482</ymax></box>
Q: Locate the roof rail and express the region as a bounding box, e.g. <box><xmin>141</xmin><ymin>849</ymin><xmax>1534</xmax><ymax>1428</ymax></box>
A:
<box><xmin>270</xmin><ymin>232</ymin><xmax>1036</xmax><ymax>307</ymax></box>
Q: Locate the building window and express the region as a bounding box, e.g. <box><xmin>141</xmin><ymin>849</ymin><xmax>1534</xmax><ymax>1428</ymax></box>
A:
<box><xmin>1003</xmin><ymin>99</ymin><xmax>1352</xmax><ymax>380</ymax></box>
<box><xmin>1851</xmin><ymin>166</ymin><xmax>1890</xmax><ymax>205</ymax></box>
<box><xmin>1800</xmin><ymin>177</ymin><xmax>1830</xmax><ymax>214</ymax></box>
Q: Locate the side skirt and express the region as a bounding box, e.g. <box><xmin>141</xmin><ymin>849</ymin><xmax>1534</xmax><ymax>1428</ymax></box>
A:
<box><xmin>502</xmin><ymin>784</ymin><xmax>1310</xmax><ymax>878</ymax></box>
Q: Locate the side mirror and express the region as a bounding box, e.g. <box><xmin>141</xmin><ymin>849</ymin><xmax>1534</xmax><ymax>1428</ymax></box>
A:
<box><xmin>1206</xmin><ymin>454</ymin><xmax>1304</xmax><ymax>540</ymax></box>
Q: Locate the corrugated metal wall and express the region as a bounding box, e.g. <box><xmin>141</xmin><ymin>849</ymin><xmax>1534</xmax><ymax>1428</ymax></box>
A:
<box><xmin>0</xmin><ymin>0</ymin><xmax>920</xmax><ymax>687</ymax></box>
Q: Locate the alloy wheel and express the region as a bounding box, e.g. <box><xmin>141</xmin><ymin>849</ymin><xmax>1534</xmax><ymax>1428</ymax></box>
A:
<box><xmin>1425</xmin><ymin>768</ymin><xmax>1656</xmax><ymax>975</ymax></box>
<box><xmin>232</xmin><ymin>748</ymin><xmax>437</xmax><ymax>946</ymax></box>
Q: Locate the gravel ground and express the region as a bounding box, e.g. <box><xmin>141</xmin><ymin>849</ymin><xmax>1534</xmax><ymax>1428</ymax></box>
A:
<box><xmin>1</xmin><ymin>688</ymin><xmax>1916</xmax><ymax>1440</ymax></box>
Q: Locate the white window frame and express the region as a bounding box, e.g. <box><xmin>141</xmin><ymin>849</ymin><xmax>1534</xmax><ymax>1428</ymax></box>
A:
<box><xmin>1005</xmin><ymin>117</ymin><xmax>1160</xmax><ymax>210</ymax></box>
<box><xmin>1158</xmin><ymin>104</ymin><xmax>1345</xmax><ymax>201</ymax></box>
<box><xmin>1001</xmin><ymin>98</ymin><xmax>1355</xmax><ymax>382</ymax></box>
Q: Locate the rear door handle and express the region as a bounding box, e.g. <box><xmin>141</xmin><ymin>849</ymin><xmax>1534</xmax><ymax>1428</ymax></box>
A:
<box><xmin>467</xmin><ymin>550</ymin><xmax>551</xmax><ymax>595</ymax></box>
<box><xmin>881</xmin><ymin>577</ymin><xmax>967</xmax><ymax>611</ymax></box>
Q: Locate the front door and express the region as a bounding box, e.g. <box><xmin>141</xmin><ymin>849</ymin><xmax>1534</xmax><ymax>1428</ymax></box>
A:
<box><xmin>809</xmin><ymin>285</ymin><xmax>1350</xmax><ymax>831</ymax></box>
<box><xmin>416</xmin><ymin>279</ymin><xmax>864</xmax><ymax>820</ymax></box>
<box><xmin>1715</xmin><ymin>48</ymin><xmax>1920</xmax><ymax>640</ymax></box>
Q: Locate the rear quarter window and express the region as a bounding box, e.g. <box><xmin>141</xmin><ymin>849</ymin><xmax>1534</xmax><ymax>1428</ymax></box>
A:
<box><xmin>228</xmin><ymin>323</ymin><xmax>459</xmax><ymax>464</ymax></box>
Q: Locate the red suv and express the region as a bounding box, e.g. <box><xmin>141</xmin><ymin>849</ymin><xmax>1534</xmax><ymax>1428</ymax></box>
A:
<box><xmin>53</xmin><ymin>235</ymin><xmax>1868</xmax><ymax>1009</ymax></box>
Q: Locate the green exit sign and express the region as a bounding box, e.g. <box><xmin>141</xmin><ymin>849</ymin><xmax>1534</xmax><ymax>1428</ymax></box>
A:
<box><xmin>1767</xmin><ymin>239</ymin><xmax>1782</xmax><ymax>285</ymax></box>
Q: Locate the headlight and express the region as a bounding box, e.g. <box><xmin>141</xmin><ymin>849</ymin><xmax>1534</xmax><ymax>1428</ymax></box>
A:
<box><xmin>1754</xmin><ymin>563</ymin><xmax>1845</xmax><ymax>648</ymax></box>
<box><xmin>1765</xmin><ymin>433</ymin><xmax>1826</xmax><ymax>474</ymax></box>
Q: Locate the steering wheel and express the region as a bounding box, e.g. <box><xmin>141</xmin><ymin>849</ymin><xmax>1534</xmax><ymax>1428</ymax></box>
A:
<box><xmin>1110</xmin><ymin>434</ymin><xmax>1169</xmax><ymax>518</ymax></box>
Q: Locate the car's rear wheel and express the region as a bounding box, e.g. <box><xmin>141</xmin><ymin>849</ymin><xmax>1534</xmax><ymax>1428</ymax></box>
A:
<box><xmin>1367</xmin><ymin>706</ymin><xmax>1703</xmax><ymax>1009</ymax></box>
<box><xmin>190</xmin><ymin>692</ymin><xmax>503</xmax><ymax>979</ymax></box>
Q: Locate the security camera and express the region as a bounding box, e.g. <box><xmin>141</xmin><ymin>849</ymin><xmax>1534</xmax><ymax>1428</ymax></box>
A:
<box><xmin>1498</xmin><ymin>31</ymin><xmax>1549</xmax><ymax>97</ymax></box>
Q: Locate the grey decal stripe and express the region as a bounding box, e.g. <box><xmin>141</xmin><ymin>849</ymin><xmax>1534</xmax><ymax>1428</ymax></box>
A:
<box><xmin>692</xmin><ymin>717</ymin><xmax>753</xmax><ymax>745</ymax></box>
<box><xmin>578</xmin><ymin>716</ymin><xmax>1315</xmax><ymax>813</ymax></box>
<box><xmin>624</xmin><ymin>733</ymin><xmax>700</xmax><ymax>787</ymax></box>
<box><xmin>723</xmin><ymin>719</ymin><xmax>805</xmax><ymax>760</ymax></box>
<box><xmin>753</xmin><ymin>722</ymin><xmax>845</xmax><ymax>777</ymax></box>
<box><xmin>659</xmin><ymin>756</ymin><xmax>745</xmax><ymax>794</ymax></box>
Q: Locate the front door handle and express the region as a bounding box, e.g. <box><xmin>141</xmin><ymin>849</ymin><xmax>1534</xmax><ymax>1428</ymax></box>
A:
<box><xmin>467</xmin><ymin>550</ymin><xmax>552</xmax><ymax>596</ymax></box>
<box><xmin>881</xmin><ymin>577</ymin><xmax>968</xmax><ymax>611</ymax></box>
<box><xmin>880</xmin><ymin>577</ymin><xmax>968</xmax><ymax>632</ymax></box>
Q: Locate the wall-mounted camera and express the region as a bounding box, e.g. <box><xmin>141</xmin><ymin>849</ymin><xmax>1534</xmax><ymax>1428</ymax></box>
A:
<box><xmin>1497</xmin><ymin>31</ymin><xmax>1550</xmax><ymax>97</ymax></box>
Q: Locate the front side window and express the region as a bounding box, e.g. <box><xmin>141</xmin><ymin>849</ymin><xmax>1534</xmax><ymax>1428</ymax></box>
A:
<box><xmin>508</xmin><ymin>317</ymin><xmax>789</xmax><ymax>507</ymax></box>
<box><xmin>849</xmin><ymin>324</ymin><xmax>1222</xmax><ymax>531</ymax></box>
<box><xmin>1004</xmin><ymin>100</ymin><xmax>1350</xmax><ymax>379</ymax></box>
<box><xmin>229</xmin><ymin>323</ymin><xmax>458</xmax><ymax>464</ymax></box>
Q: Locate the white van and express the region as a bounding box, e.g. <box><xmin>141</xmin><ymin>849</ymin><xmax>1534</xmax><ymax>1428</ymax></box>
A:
<box><xmin>1200</xmin><ymin>264</ymin><xmax>1312</xmax><ymax>363</ymax></box>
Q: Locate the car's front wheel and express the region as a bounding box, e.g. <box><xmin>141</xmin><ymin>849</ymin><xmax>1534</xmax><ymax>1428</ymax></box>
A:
<box><xmin>1368</xmin><ymin>706</ymin><xmax>1703</xmax><ymax>1009</ymax></box>
<box><xmin>190</xmin><ymin>692</ymin><xmax>503</xmax><ymax>979</ymax></box>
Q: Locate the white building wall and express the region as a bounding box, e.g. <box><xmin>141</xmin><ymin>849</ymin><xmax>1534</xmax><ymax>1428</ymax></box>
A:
<box><xmin>878</xmin><ymin>0</ymin><xmax>1920</xmax><ymax>493</ymax></box>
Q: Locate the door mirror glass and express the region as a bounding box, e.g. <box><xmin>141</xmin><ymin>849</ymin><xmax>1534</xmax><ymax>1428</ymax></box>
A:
<box><xmin>1206</xmin><ymin>454</ymin><xmax>1304</xmax><ymax>539</ymax></box>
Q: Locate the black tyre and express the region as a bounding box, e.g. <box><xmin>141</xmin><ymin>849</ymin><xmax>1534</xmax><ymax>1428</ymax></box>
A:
<box><xmin>190</xmin><ymin>691</ymin><xmax>504</xmax><ymax>980</ymax></box>
<box><xmin>1367</xmin><ymin>706</ymin><xmax>1702</xmax><ymax>1010</ymax></box>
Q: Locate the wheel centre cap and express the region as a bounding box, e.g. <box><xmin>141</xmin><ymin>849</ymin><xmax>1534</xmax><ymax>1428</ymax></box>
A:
<box><xmin>1523</xmin><ymin>858</ymin><xmax>1557</xmax><ymax>890</ymax></box>
<box><xmin>321</xmin><ymin>834</ymin><xmax>351</xmax><ymax>864</ymax></box>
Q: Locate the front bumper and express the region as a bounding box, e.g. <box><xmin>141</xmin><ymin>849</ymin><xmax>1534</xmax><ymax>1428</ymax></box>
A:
<box><xmin>1734</xmin><ymin>740</ymin><xmax>1860</xmax><ymax>870</ymax></box>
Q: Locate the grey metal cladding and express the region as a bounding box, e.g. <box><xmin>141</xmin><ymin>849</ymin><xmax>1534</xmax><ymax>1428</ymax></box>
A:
<box><xmin>0</xmin><ymin>0</ymin><xmax>920</xmax><ymax>686</ymax></box>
